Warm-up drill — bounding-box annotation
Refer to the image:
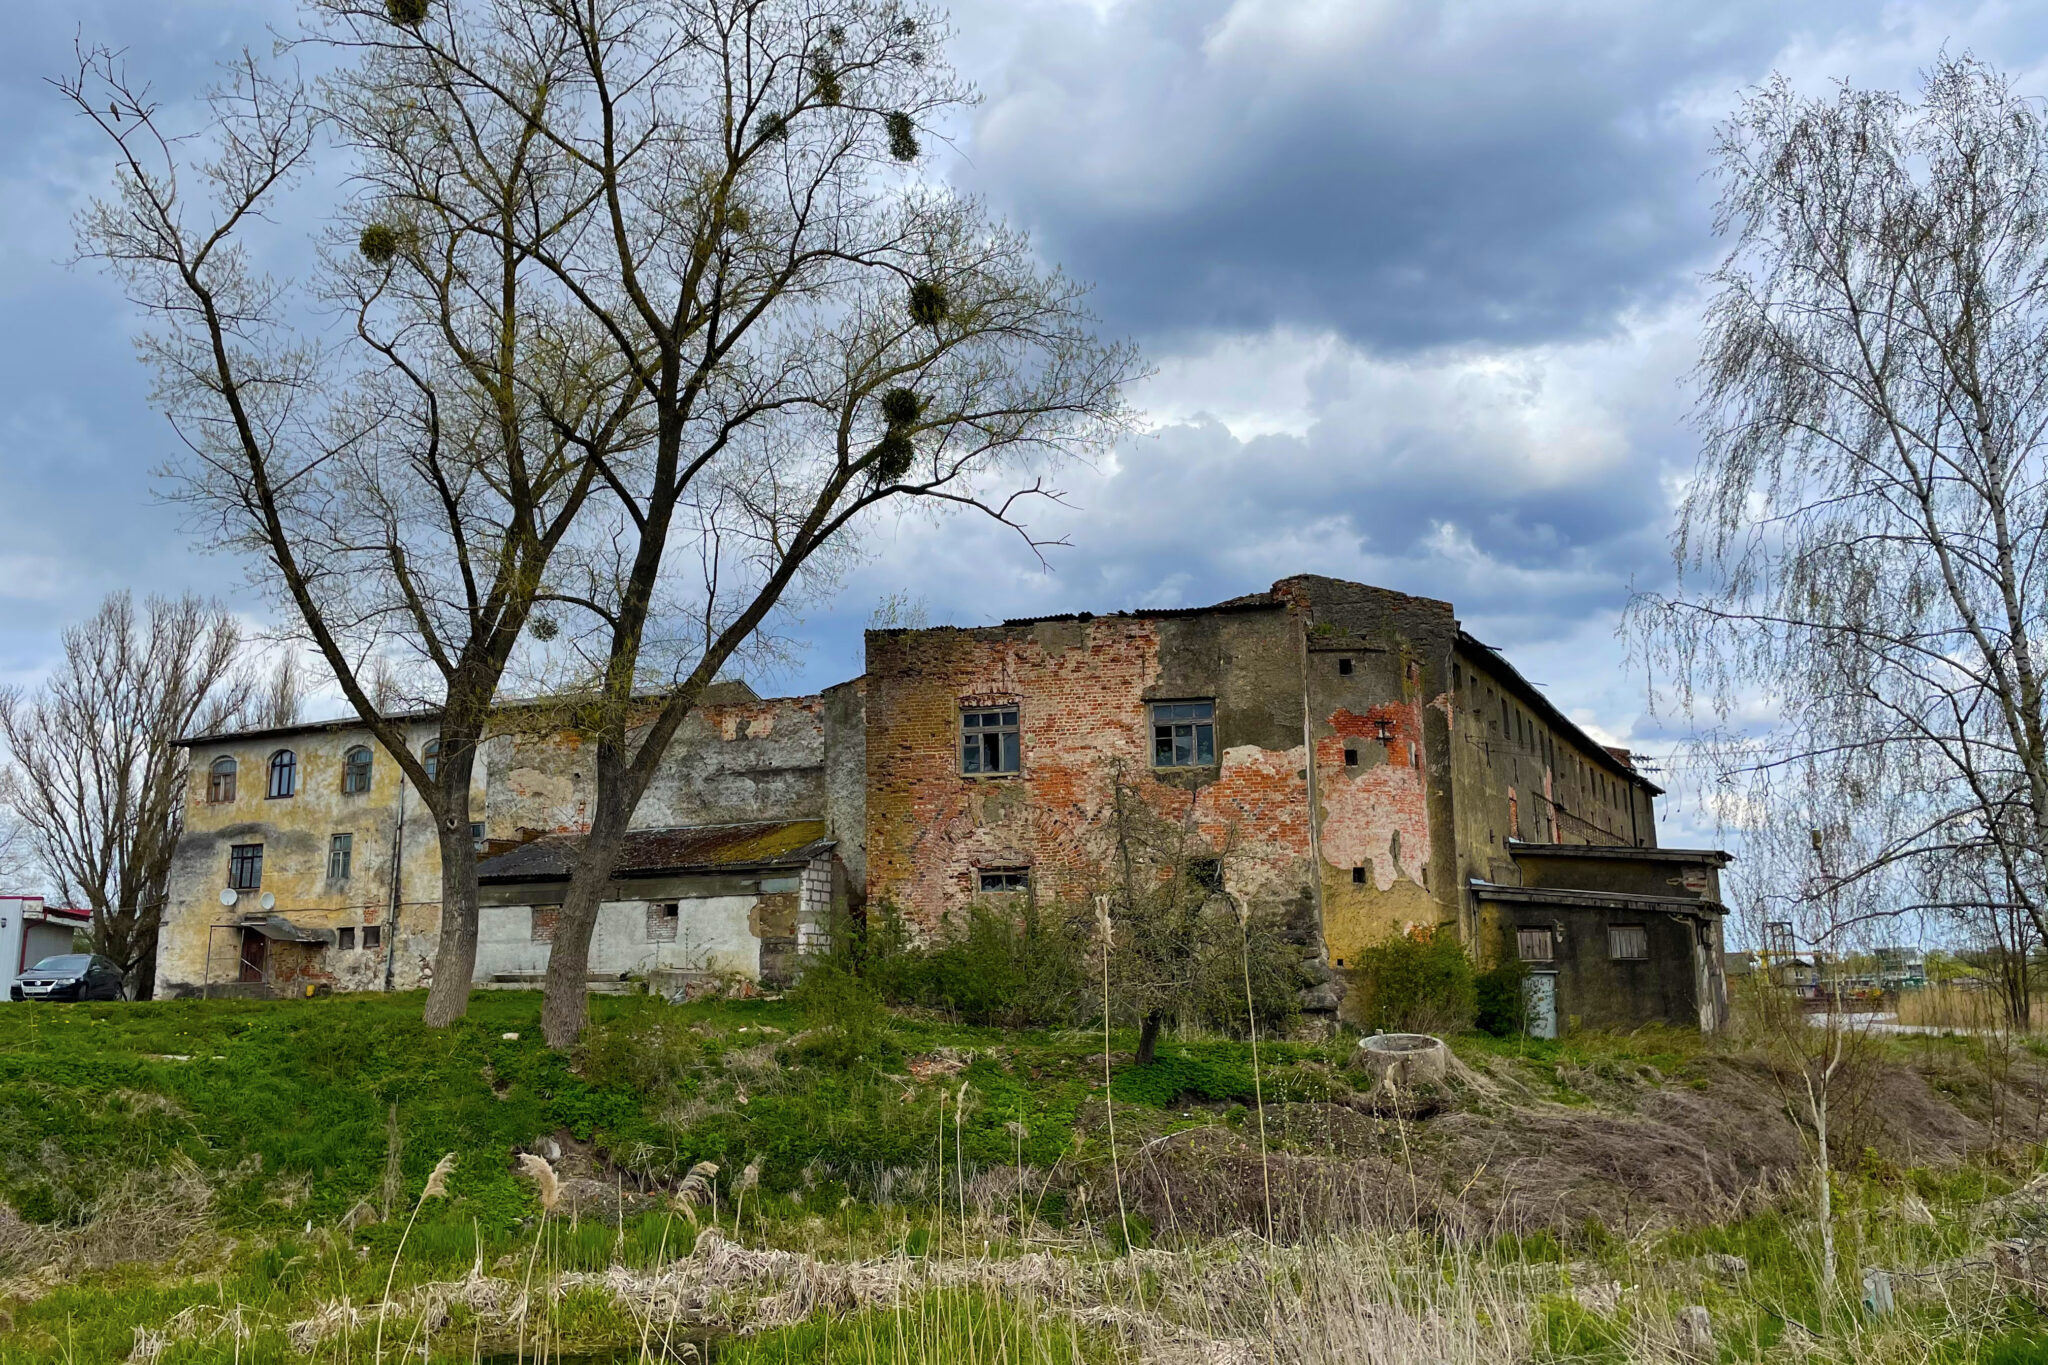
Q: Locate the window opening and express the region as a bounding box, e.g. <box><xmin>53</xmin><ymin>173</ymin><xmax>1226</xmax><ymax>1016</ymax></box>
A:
<box><xmin>1609</xmin><ymin>925</ymin><xmax>1649</xmax><ymax>960</ymax></box>
<box><xmin>208</xmin><ymin>757</ymin><xmax>237</xmax><ymax>803</ymax></box>
<box><xmin>267</xmin><ymin>750</ymin><xmax>297</xmax><ymax>799</ymax></box>
<box><xmin>1517</xmin><ymin>927</ymin><xmax>1554</xmax><ymax>962</ymax></box>
<box><xmin>647</xmin><ymin>902</ymin><xmax>680</xmax><ymax>942</ymax></box>
<box><xmin>978</xmin><ymin>868</ymin><xmax>1029</xmax><ymax>894</ymax></box>
<box><xmin>363</xmin><ymin>924</ymin><xmax>382</xmax><ymax>950</ymax></box>
<box><xmin>337</xmin><ymin>927</ymin><xmax>356</xmax><ymax>951</ymax></box>
<box><xmin>1152</xmin><ymin>701</ymin><xmax>1215</xmax><ymax>767</ymax></box>
<box><xmin>1337</xmin><ymin>657</ymin><xmax>1353</xmax><ymax>675</ymax></box>
<box><xmin>228</xmin><ymin>843</ymin><xmax>263</xmax><ymax>890</ymax></box>
<box><xmin>960</xmin><ymin>706</ymin><xmax>1020</xmax><ymax>774</ymax></box>
<box><xmin>343</xmin><ymin>746</ymin><xmax>373</xmax><ymax>794</ymax></box>
<box><xmin>328</xmin><ymin>832</ymin><xmax>353</xmax><ymax>880</ymax></box>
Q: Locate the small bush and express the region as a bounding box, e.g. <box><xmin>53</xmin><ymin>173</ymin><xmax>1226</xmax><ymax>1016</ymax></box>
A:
<box><xmin>1474</xmin><ymin>957</ymin><xmax>1528</xmax><ymax>1037</ymax></box>
<box><xmin>862</xmin><ymin>901</ymin><xmax>1091</xmax><ymax>1028</ymax></box>
<box><xmin>788</xmin><ymin>960</ymin><xmax>896</xmax><ymax>1069</ymax></box>
<box><xmin>1351</xmin><ymin>926</ymin><xmax>1475</xmax><ymax>1034</ymax></box>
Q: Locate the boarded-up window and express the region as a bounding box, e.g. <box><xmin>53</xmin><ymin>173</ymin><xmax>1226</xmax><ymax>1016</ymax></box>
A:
<box><xmin>1609</xmin><ymin>925</ymin><xmax>1649</xmax><ymax>961</ymax></box>
<box><xmin>647</xmin><ymin>902</ymin><xmax>679</xmax><ymax>941</ymax></box>
<box><xmin>531</xmin><ymin>907</ymin><xmax>559</xmax><ymax>942</ymax></box>
<box><xmin>1517</xmin><ymin>928</ymin><xmax>1553</xmax><ymax>962</ymax></box>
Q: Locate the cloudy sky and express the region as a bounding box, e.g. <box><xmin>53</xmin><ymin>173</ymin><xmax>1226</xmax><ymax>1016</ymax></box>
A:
<box><xmin>4</xmin><ymin>0</ymin><xmax>2047</xmax><ymax>848</ymax></box>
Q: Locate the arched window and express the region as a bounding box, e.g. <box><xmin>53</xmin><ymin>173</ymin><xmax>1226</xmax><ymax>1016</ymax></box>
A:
<box><xmin>207</xmin><ymin>757</ymin><xmax>237</xmax><ymax>804</ymax></box>
<box><xmin>267</xmin><ymin>749</ymin><xmax>297</xmax><ymax>799</ymax></box>
<box><xmin>422</xmin><ymin>738</ymin><xmax>441</xmax><ymax>783</ymax></box>
<box><xmin>342</xmin><ymin>745</ymin><xmax>373</xmax><ymax>794</ymax></box>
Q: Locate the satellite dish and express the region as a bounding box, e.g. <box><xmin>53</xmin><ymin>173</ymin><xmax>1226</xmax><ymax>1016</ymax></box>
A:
<box><xmin>219</xmin><ymin>888</ymin><xmax>238</xmax><ymax>907</ymax></box>
<box><xmin>259</xmin><ymin>893</ymin><xmax>277</xmax><ymax>911</ymax></box>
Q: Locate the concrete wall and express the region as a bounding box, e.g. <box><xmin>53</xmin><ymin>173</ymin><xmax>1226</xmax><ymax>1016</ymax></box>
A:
<box><xmin>474</xmin><ymin>851</ymin><xmax>832</xmax><ymax>985</ymax></box>
<box><xmin>1479</xmin><ymin>901</ymin><xmax>1724</xmax><ymax>1032</ymax></box>
<box><xmin>1450</xmin><ymin>641</ymin><xmax>1661</xmax><ymax>935</ymax></box>
<box><xmin>158</xmin><ymin>717</ymin><xmax>462</xmax><ymax>996</ymax></box>
<box><xmin>822</xmin><ymin>679</ymin><xmax>868</xmax><ymax>898</ymax></box>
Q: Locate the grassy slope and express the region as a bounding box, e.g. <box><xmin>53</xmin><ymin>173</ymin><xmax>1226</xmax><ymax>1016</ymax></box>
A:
<box><xmin>0</xmin><ymin>993</ymin><xmax>2043</xmax><ymax>1363</ymax></box>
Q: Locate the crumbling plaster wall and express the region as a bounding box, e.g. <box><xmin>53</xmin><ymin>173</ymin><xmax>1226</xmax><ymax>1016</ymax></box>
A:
<box><xmin>863</xmin><ymin>607</ymin><xmax>1320</xmax><ymax>936</ymax></box>
<box><xmin>1279</xmin><ymin>577</ymin><xmax>1462</xmax><ymax>975</ymax></box>
<box><xmin>158</xmin><ymin>718</ymin><xmax>455</xmax><ymax>996</ymax></box>
<box><xmin>484</xmin><ymin>695</ymin><xmax>828</xmax><ymax>840</ymax></box>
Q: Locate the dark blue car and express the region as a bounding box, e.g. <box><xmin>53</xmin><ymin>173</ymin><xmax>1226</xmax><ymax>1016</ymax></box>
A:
<box><xmin>12</xmin><ymin>954</ymin><xmax>124</xmax><ymax>1002</ymax></box>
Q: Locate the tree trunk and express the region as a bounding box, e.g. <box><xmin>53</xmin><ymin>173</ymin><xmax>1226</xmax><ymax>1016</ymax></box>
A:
<box><xmin>130</xmin><ymin>901</ymin><xmax>161</xmax><ymax>1001</ymax></box>
<box><xmin>422</xmin><ymin>756</ymin><xmax>478</xmax><ymax>1027</ymax></box>
<box><xmin>1136</xmin><ymin>1010</ymin><xmax>1164</xmax><ymax>1066</ymax></box>
<box><xmin>540</xmin><ymin>793</ymin><xmax>632</xmax><ymax>1049</ymax></box>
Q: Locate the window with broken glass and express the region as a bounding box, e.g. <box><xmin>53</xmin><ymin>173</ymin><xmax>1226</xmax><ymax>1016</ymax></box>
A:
<box><xmin>960</xmin><ymin>705</ymin><xmax>1020</xmax><ymax>774</ymax></box>
<box><xmin>1152</xmin><ymin>701</ymin><xmax>1215</xmax><ymax>767</ymax></box>
<box><xmin>978</xmin><ymin>868</ymin><xmax>1029</xmax><ymax>894</ymax></box>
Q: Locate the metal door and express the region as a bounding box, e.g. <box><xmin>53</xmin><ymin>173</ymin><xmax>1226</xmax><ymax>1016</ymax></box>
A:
<box><xmin>1525</xmin><ymin>972</ymin><xmax>1558</xmax><ymax>1039</ymax></box>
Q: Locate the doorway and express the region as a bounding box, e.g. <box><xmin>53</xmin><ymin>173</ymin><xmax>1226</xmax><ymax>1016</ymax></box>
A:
<box><xmin>1524</xmin><ymin>971</ymin><xmax>1558</xmax><ymax>1039</ymax></box>
<box><xmin>238</xmin><ymin>929</ymin><xmax>268</xmax><ymax>984</ymax></box>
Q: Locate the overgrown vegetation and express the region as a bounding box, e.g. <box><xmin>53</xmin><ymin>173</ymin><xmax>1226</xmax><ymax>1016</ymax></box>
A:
<box><xmin>0</xmin><ymin>990</ymin><xmax>2044</xmax><ymax>1361</ymax></box>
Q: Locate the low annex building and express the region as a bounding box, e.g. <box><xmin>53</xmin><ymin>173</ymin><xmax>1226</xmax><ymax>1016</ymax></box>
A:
<box><xmin>156</xmin><ymin>574</ymin><xmax>1731</xmax><ymax>1032</ymax></box>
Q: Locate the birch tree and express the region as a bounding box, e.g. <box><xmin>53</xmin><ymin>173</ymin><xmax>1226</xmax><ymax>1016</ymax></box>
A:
<box><xmin>1634</xmin><ymin>56</ymin><xmax>2048</xmax><ymax>965</ymax></box>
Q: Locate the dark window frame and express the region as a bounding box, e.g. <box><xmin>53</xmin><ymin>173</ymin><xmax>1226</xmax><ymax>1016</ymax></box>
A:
<box><xmin>362</xmin><ymin>924</ymin><xmax>382</xmax><ymax>951</ymax></box>
<box><xmin>1151</xmin><ymin>700</ymin><xmax>1216</xmax><ymax>769</ymax></box>
<box><xmin>342</xmin><ymin>745</ymin><xmax>373</xmax><ymax>794</ymax></box>
<box><xmin>337</xmin><ymin>927</ymin><xmax>357</xmax><ymax>951</ymax></box>
<box><xmin>266</xmin><ymin>749</ymin><xmax>297</xmax><ymax>800</ymax></box>
<box><xmin>207</xmin><ymin>757</ymin><xmax>237</xmax><ymax>804</ymax></box>
<box><xmin>977</xmin><ymin>868</ymin><xmax>1030</xmax><ymax>894</ymax></box>
<box><xmin>422</xmin><ymin>738</ymin><xmax>442</xmax><ymax>783</ymax></box>
<box><xmin>960</xmin><ymin>705</ymin><xmax>1021</xmax><ymax>776</ymax></box>
<box><xmin>228</xmin><ymin>843</ymin><xmax>264</xmax><ymax>890</ymax></box>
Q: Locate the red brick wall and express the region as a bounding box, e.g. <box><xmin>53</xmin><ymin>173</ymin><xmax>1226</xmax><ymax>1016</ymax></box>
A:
<box><xmin>864</xmin><ymin>617</ymin><xmax>1316</xmax><ymax>931</ymax></box>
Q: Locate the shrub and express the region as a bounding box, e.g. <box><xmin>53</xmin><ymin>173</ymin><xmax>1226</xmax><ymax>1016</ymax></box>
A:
<box><xmin>1351</xmin><ymin>926</ymin><xmax>1475</xmax><ymax>1034</ymax></box>
<box><xmin>788</xmin><ymin>960</ymin><xmax>896</xmax><ymax>1069</ymax></box>
<box><xmin>862</xmin><ymin>900</ymin><xmax>1090</xmax><ymax>1028</ymax></box>
<box><xmin>1474</xmin><ymin>957</ymin><xmax>1529</xmax><ymax>1037</ymax></box>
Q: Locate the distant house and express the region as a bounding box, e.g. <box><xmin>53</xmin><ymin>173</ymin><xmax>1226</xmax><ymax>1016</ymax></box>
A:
<box><xmin>0</xmin><ymin>898</ymin><xmax>93</xmax><ymax>1000</ymax></box>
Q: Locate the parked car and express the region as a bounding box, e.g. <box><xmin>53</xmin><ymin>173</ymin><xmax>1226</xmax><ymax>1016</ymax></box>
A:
<box><xmin>11</xmin><ymin>954</ymin><xmax>124</xmax><ymax>1002</ymax></box>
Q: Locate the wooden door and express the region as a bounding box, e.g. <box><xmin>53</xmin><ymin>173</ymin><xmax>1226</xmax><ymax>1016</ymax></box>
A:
<box><xmin>238</xmin><ymin>930</ymin><xmax>268</xmax><ymax>984</ymax></box>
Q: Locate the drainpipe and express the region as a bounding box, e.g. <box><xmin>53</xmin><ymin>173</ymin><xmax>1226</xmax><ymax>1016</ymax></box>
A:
<box><xmin>384</xmin><ymin>771</ymin><xmax>406</xmax><ymax>991</ymax></box>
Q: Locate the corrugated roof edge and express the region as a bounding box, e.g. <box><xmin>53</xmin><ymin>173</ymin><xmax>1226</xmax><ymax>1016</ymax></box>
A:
<box><xmin>1457</xmin><ymin>631</ymin><xmax>1664</xmax><ymax>796</ymax></box>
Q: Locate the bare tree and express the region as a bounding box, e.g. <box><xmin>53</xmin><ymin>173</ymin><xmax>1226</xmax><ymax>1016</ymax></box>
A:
<box><xmin>0</xmin><ymin>594</ymin><xmax>251</xmax><ymax>998</ymax></box>
<box><xmin>62</xmin><ymin>13</ymin><xmax>635</xmax><ymax>1023</ymax></box>
<box><xmin>1633</xmin><ymin>56</ymin><xmax>2048</xmax><ymax>966</ymax></box>
<box><xmin>291</xmin><ymin>0</ymin><xmax>1148</xmax><ymax>1048</ymax></box>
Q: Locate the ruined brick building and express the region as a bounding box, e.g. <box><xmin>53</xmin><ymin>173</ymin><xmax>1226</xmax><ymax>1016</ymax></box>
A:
<box><xmin>157</xmin><ymin>575</ymin><xmax>1731</xmax><ymax>1032</ymax></box>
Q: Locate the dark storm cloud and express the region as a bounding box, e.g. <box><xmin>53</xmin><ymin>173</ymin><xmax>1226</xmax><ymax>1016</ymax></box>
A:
<box><xmin>954</xmin><ymin>0</ymin><xmax>1956</xmax><ymax>350</ymax></box>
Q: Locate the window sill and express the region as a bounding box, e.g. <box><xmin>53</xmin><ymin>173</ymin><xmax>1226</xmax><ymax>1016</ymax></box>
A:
<box><xmin>958</xmin><ymin>771</ymin><xmax>1022</xmax><ymax>780</ymax></box>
